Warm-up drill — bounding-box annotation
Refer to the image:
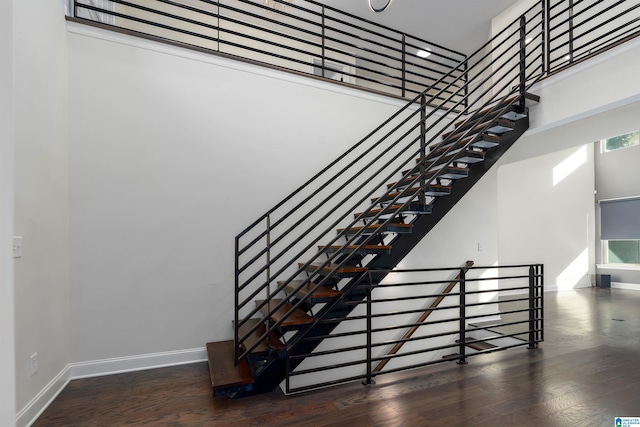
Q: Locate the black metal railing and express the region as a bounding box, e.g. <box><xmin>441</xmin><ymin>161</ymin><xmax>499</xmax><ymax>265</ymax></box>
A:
<box><xmin>233</xmin><ymin>1</ymin><xmax>546</xmax><ymax>364</ymax></box>
<box><xmin>547</xmin><ymin>0</ymin><xmax>640</xmax><ymax>73</ymax></box>
<box><xmin>72</xmin><ymin>0</ymin><xmax>468</xmax><ymax>103</ymax></box>
<box><xmin>285</xmin><ymin>264</ymin><xmax>543</xmax><ymax>393</ymax></box>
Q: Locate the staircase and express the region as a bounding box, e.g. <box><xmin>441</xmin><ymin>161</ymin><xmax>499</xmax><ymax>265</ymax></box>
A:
<box><xmin>206</xmin><ymin>4</ymin><xmax>547</xmax><ymax>399</ymax></box>
<box><xmin>207</xmin><ymin>90</ymin><xmax>540</xmax><ymax>397</ymax></box>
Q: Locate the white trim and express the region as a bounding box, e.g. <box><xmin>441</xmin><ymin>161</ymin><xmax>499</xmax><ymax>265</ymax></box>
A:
<box><xmin>68</xmin><ymin>347</ymin><xmax>207</xmax><ymax>379</ymax></box>
<box><xmin>611</xmin><ymin>282</ymin><xmax>640</xmax><ymax>291</ymax></box>
<box><xmin>596</xmin><ymin>263</ymin><xmax>640</xmax><ymax>271</ymax></box>
<box><xmin>598</xmin><ymin>195</ymin><xmax>640</xmax><ymax>204</ymax></box>
<box><xmin>16</xmin><ymin>366</ymin><xmax>70</xmax><ymax>427</ymax></box>
<box><xmin>17</xmin><ymin>348</ymin><xmax>207</xmax><ymax>427</ymax></box>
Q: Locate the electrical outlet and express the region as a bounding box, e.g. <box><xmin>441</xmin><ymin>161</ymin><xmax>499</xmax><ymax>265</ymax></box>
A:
<box><xmin>13</xmin><ymin>236</ymin><xmax>22</xmax><ymax>258</ymax></box>
<box><xmin>30</xmin><ymin>353</ymin><xmax>38</xmax><ymax>376</ymax></box>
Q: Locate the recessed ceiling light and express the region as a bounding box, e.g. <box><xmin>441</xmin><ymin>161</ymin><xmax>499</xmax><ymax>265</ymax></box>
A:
<box><xmin>417</xmin><ymin>49</ymin><xmax>431</xmax><ymax>58</ymax></box>
<box><xmin>525</xmin><ymin>37</ymin><xmax>533</xmax><ymax>44</ymax></box>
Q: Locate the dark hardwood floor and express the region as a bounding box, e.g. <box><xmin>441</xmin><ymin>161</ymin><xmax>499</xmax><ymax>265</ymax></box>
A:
<box><xmin>33</xmin><ymin>288</ymin><xmax>640</xmax><ymax>426</ymax></box>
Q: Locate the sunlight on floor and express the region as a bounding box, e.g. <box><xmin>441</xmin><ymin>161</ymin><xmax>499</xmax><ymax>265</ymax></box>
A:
<box><xmin>553</xmin><ymin>145</ymin><xmax>587</xmax><ymax>186</ymax></box>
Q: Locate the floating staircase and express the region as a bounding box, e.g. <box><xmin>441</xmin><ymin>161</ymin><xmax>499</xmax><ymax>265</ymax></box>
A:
<box><xmin>207</xmin><ymin>91</ymin><xmax>540</xmax><ymax>398</ymax></box>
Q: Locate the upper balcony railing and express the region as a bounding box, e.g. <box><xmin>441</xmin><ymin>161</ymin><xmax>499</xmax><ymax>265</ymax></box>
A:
<box><xmin>547</xmin><ymin>0</ymin><xmax>640</xmax><ymax>74</ymax></box>
<box><xmin>71</xmin><ymin>0</ymin><xmax>469</xmax><ymax>105</ymax></box>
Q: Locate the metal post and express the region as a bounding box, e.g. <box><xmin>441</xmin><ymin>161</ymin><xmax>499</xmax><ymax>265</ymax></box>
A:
<box><xmin>462</xmin><ymin>59</ymin><xmax>469</xmax><ymax>109</ymax></box>
<box><xmin>321</xmin><ymin>6</ymin><xmax>326</xmax><ymax>78</ymax></box>
<box><xmin>363</xmin><ymin>273</ymin><xmax>375</xmax><ymax>385</ymax></box>
<box><xmin>457</xmin><ymin>268</ymin><xmax>467</xmax><ymax>364</ymax></box>
<box><xmin>285</xmin><ymin>348</ymin><xmax>291</xmax><ymax>393</ymax></box>
<box><xmin>265</xmin><ymin>214</ymin><xmax>272</xmax><ymax>354</ymax></box>
<box><xmin>418</xmin><ymin>94</ymin><xmax>427</xmax><ymax>206</ymax></box>
<box><xmin>540</xmin><ymin>264</ymin><xmax>545</xmax><ymax>342</ymax></box>
<box><xmin>543</xmin><ymin>0</ymin><xmax>549</xmax><ymax>75</ymax></box>
<box><xmin>234</xmin><ymin>236</ymin><xmax>240</xmax><ymax>365</ymax></box>
<box><xmin>568</xmin><ymin>0</ymin><xmax>574</xmax><ymax>64</ymax></box>
<box><xmin>518</xmin><ymin>15</ymin><xmax>527</xmax><ymax>112</ymax></box>
<box><xmin>401</xmin><ymin>34</ymin><xmax>406</xmax><ymax>98</ymax></box>
<box><xmin>528</xmin><ymin>265</ymin><xmax>537</xmax><ymax>349</ymax></box>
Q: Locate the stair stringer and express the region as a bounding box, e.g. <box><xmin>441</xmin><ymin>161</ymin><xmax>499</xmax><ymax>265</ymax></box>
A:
<box><xmin>228</xmin><ymin>113</ymin><xmax>531</xmax><ymax>397</ymax></box>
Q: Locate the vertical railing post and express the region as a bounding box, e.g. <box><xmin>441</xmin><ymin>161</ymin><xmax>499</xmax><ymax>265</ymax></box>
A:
<box><xmin>285</xmin><ymin>348</ymin><xmax>291</xmax><ymax>394</ymax></box>
<box><xmin>234</xmin><ymin>235</ymin><xmax>240</xmax><ymax>365</ymax></box>
<box><xmin>518</xmin><ymin>14</ymin><xmax>527</xmax><ymax>112</ymax></box>
<box><xmin>321</xmin><ymin>6</ymin><xmax>326</xmax><ymax>78</ymax></box>
<box><xmin>265</xmin><ymin>214</ymin><xmax>272</xmax><ymax>354</ymax></box>
<box><xmin>568</xmin><ymin>0</ymin><xmax>574</xmax><ymax>65</ymax></box>
<box><xmin>540</xmin><ymin>264</ymin><xmax>545</xmax><ymax>342</ymax></box>
<box><xmin>418</xmin><ymin>94</ymin><xmax>427</xmax><ymax>205</ymax></box>
<box><xmin>462</xmin><ymin>58</ymin><xmax>469</xmax><ymax>109</ymax></box>
<box><xmin>363</xmin><ymin>272</ymin><xmax>374</xmax><ymax>385</ymax></box>
<box><xmin>401</xmin><ymin>34</ymin><xmax>406</xmax><ymax>98</ymax></box>
<box><xmin>528</xmin><ymin>265</ymin><xmax>537</xmax><ymax>349</ymax></box>
<box><xmin>542</xmin><ymin>0</ymin><xmax>549</xmax><ymax>75</ymax></box>
<box><xmin>457</xmin><ymin>268</ymin><xmax>467</xmax><ymax>365</ymax></box>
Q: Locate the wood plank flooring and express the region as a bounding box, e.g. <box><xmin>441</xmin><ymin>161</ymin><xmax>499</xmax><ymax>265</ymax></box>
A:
<box><xmin>33</xmin><ymin>288</ymin><xmax>640</xmax><ymax>426</ymax></box>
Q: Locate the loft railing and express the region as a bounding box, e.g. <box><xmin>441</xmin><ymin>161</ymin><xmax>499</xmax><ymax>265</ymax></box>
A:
<box><xmin>234</xmin><ymin>1</ymin><xmax>547</xmax><ymax>364</ymax></box>
<box><xmin>547</xmin><ymin>0</ymin><xmax>640</xmax><ymax>73</ymax></box>
<box><xmin>71</xmin><ymin>0</ymin><xmax>468</xmax><ymax>104</ymax></box>
<box><xmin>285</xmin><ymin>264</ymin><xmax>544</xmax><ymax>393</ymax></box>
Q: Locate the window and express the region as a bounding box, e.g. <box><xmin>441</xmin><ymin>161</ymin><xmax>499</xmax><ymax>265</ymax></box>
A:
<box><xmin>601</xmin><ymin>130</ymin><xmax>640</xmax><ymax>152</ymax></box>
<box><xmin>604</xmin><ymin>240</ymin><xmax>640</xmax><ymax>265</ymax></box>
<box><xmin>600</xmin><ymin>197</ymin><xmax>640</xmax><ymax>266</ymax></box>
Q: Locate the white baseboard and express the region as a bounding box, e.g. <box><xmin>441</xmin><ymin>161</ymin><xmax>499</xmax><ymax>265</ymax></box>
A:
<box><xmin>68</xmin><ymin>347</ymin><xmax>207</xmax><ymax>379</ymax></box>
<box><xmin>16</xmin><ymin>366</ymin><xmax>71</xmax><ymax>427</ymax></box>
<box><xmin>611</xmin><ymin>282</ymin><xmax>640</xmax><ymax>291</ymax></box>
<box><xmin>17</xmin><ymin>347</ymin><xmax>207</xmax><ymax>427</ymax></box>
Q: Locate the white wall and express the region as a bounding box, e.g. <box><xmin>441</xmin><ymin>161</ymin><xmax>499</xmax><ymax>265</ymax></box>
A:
<box><xmin>0</xmin><ymin>0</ymin><xmax>17</xmax><ymax>425</ymax></box>
<box><xmin>13</xmin><ymin>0</ymin><xmax>71</xmax><ymax>420</ymax></box>
<box><xmin>66</xmin><ymin>24</ymin><xmax>418</xmax><ymax>363</ymax></box>
<box><xmin>498</xmin><ymin>144</ymin><xmax>595</xmax><ymax>291</ymax></box>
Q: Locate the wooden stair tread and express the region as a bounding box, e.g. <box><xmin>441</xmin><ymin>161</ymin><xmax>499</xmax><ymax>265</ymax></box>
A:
<box><xmin>256</xmin><ymin>299</ymin><xmax>315</xmax><ymax>328</ymax></box>
<box><xmin>281</xmin><ymin>279</ymin><xmax>342</xmax><ymax>300</ymax></box>
<box><xmin>301</xmin><ymin>262</ymin><xmax>368</xmax><ymax>274</ymax></box>
<box><xmin>338</xmin><ymin>223</ymin><xmax>413</xmax><ymax>233</ymax></box>
<box><xmin>237</xmin><ymin>318</ymin><xmax>286</xmax><ymax>355</ymax></box>
<box><xmin>206</xmin><ymin>341</ymin><xmax>254</xmax><ymax>391</ymax></box>
<box><xmin>319</xmin><ymin>244</ymin><xmax>392</xmax><ymax>254</ymax></box>
<box><xmin>355</xmin><ymin>203</ymin><xmax>431</xmax><ymax>217</ymax></box>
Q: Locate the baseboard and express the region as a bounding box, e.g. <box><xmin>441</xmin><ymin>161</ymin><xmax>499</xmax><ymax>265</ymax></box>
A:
<box><xmin>17</xmin><ymin>347</ymin><xmax>207</xmax><ymax>427</ymax></box>
<box><xmin>68</xmin><ymin>347</ymin><xmax>207</xmax><ymax>379</ymax></box>
<box><xmin>611</xmin><ymin>282</ymin><xmax>640</xmax><ymax>291</ymax></box>
<box><xmin>16</xmin><ymin>366</ymin><xmax>71</xmax><ymax>427</ymax></box>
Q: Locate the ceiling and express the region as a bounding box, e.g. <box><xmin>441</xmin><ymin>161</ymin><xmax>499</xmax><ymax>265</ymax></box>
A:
<box><xmin>318</xmin><ymin>0</ymin><xmax>521</xmax><ymax>54</ymax></box>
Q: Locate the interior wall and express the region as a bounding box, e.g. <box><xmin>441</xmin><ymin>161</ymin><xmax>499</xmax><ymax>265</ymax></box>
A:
<box><xmin>594</xmin><ymin>119</ymin><xmax>640</xmax><ymax>285</ymax></box>
<box><xmin>0</xmin><ymin>0</ymin><xmax>17</xmax><ymax>425</ymax></box>
<box><xmin>13</xmin><ymin>0</ymin><xmax>71</xmax><ymax>415</ymax></box>
<box><xmin>498</xmin><ymin>144</ymin><xmax>595</xmax><ymax>291</ymax></box>
<box><xmin>66</xmin><ymin>24</ymin><xmax>418</xmax><ymax>363</ymax></box>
